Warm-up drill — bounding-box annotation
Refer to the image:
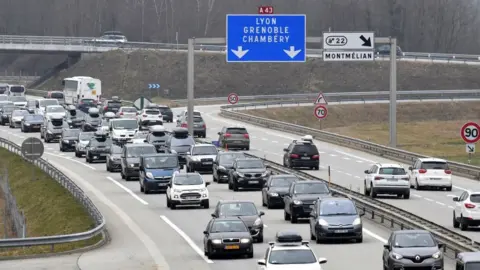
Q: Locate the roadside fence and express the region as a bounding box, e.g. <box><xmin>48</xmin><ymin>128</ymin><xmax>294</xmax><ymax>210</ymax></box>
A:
<box><xmin>0</xmin><ymin>167</ymin><xmax>26</xmax><ymax>239</ymax></box>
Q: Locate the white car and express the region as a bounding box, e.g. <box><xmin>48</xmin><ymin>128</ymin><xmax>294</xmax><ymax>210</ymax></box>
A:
<box><xmin>44</xmin><ymin>105</ymin><xmax>66</xmax><ymax>119</ymax></box>
<box><xmin>131</xmin><ymin>131</ymin><xmax>148</xmax><ymax>144</ymax></box>
<box><xmin>175</xmin><ymin>109</ymin><xmax>202</xmax><ymax>123</ymax></box>
<box><xmin>408</xmin><ymin>158</ymin><xmax>452</xmax><ymax>191</ymax></box>
<box><xmin>116</xmin><ymin>106</ymin><xmax>137</xmax><ymax>118</ymax></box>
<box><xmin>137</xmin><ymin>108</ymin><xmax>162</xmax><ymax>122</ymax></box>
<box><xmin>9</xmin><ymin>96</ymin><xmax>27</xmax><ymax>108</ymax></box>
<box><xmin>109</xmin><ymin>118</ymin><xmax>138</xmax><ymax>143</ymax></box>
<box><xmin>453</xmin><ymin>191</ymin><xmax>480</xmax><ymax>230</ymax></box>
<box><xmin>35</xmin><ymin>99</ymin><xmax>59</xmax><ymax>115</ymax></box>
<box><xmin>364</xmin><ymin>163</ymin><xmax>410</xmax><ymax>199</ymax></box>
<box><xmin>258</xmin><ymin>231</ymin><xmax>327</xmax><ymax>270</ymax></box>
<box><xmin>91</xmin><ymin>34</ymin><xmax>127</xmax><ymax>44</ymax></box>
<box><xmin>166</xmin><ymin>172</ymin><xmax>210</xmax><ymax>209</ymax></box>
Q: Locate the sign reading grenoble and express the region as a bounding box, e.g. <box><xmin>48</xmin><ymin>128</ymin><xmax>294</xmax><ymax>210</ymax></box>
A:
<box><xmin>323</xmin><ymin>51</ymin><xmax>374</xmax><ymax>61</ymax></box>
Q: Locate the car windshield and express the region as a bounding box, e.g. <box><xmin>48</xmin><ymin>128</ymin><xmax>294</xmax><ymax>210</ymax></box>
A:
<box><xmin>237</xmin><ymin>160</ymin><xmax>264</xmax><ymax>169</ymax></box>
<box><xmin>89</xmin><ymin>138</ymin><xmax>112</xmax><ymax>146</ymax></box>
<box><xmin>268</xmin><ymin>250</ymin><xmax>317</xmax><ymax>264</ymax></box>
<box><xmin>144</xmin><ymin>156</ymin><xmax>178</xmax><ymax>169</ymax></box>
<box><xmin>192</xmin><ymin>146</ymin><xmax>217</xmax><ymax>155</ymax></box>
<box><xmin>126</xmin><ymin>146</ymin><xmax>156</xmax><ymax>157</ymax></box>
<box><xmin>185</xmin><ymin>116</ymin><xmax>203</xmax><ymax>123</ymax></box>
<box><xmin>107</xmin><ymin>101</ymin><xmax>122</xmax><ymax>107</ymax></box>
<box><xmin>63</xmin><ymin>130</ymin><xmax>80</xmax><ymax>137</ymax></box>
<box><xmin>12</xmin><ymin>110</ymin><xmax>29</xmax><ymax>116</ymax></box>
<box><xmin>79</xmin><ymin>132</ymin><xmax>94</xmax><ymax>141</ymax></box>
<box><xmin>144</xmin><ymin>109</ymin><xmax>160</xmax><ymax>115</ymax></box>
<box><xmin>24</xmin><ymin>115</ymin><xmax>43</xmax><ymax>121</ymax></box>
<box><xmin>110</xmin><ymin>146</ymin><xmax>122</xmax><ymax>154</ymax></box>
<box><xmin>173</xmin><ymin>174</ymin><xmax>204</xmax><ymax>185</ymax></box>
<box><xmin>47</xmin><ymin>106</ymin><xmax>65</xmax><ymax>113</ymax></box>
<box><xmin>3</xmin><ymin>106</ymin><xmax>15</xmax><ymax>113</ymax></box>
<box><xmin>466</xmin><ymin>263</ymin><xmax>480</xmax><ymax>270</ymax></box>
<box><xmin>219</xmin><ymin>153</ymin><xmax>245</xmax><ymax>164</ymax></box>
<box><xmin>210</xmin><ymin>220</ymin><xmax>248</xmax><ymax>233</ymax></box>
<box><xmin>219</xmin><ymin>202</ymin><xmax>258</xmax><ymax>216</ymax></box>
<box><xmin>134</xmin><ymin>132</ymin><xmax>148</xmax><ymax>139</ymax></box>
<box><xmin>171</xmin><ymin>137</ymin><xmax>195</xmax><ymax>147</ymax></box>
<box><xmin>320</xmin><ymin>200</ymin><xmax>357</xmax><ymax>216</ymax></box>
<box><xmin>9</xmin><ymin>96</ymin><xmax>26</xmax><ymax>102</ymax></box>
<box><xmin>393</xmin><ymin>233</ymin><xmax>436</xmax><ymax>248</ymax></box>
<box><xmin>271</xmin><ymin>177</ymin><xmax>298</xmax><ymax>187</ymax></box>
<box><xmin>39</xmin><ymin>100</ymin><xmax>58</xmax><ymax>107</ymax></box>
<box><xmin>379</xmin><ymin>167</ymin><xmax>407</xmax><ymax>175</ymax></box>
<box><xmin>294</xmin><ymin>183</ymin><xmax>329</xmax><ymax>194</ymax></box>
<box><xmin>0</xmin><ymin>95</ymin><xmax>7</xmax><ymax>101</ymax></box>
<box><xmin>121</xmin><ymin>107</ymin><xmax>136</xmax><ymax>112</ymax></box>
<box><xmin>420</xmin><ymin>161</ymin><xmax>448</xmax><ymax>170</ymax></box>
<box><xmin>112</xmin><ymin>120</ymin><xmax>138</xmax><ymax>129</ymax></box>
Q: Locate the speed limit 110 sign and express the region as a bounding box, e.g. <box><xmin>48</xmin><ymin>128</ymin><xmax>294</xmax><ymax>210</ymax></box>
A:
<box><xmin>461</xmin><ymin>122</ymin><xmax>480</xmax><ymax>144</ymax></box>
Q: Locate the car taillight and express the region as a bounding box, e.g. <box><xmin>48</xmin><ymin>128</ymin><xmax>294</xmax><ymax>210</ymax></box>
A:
<box><xmin>374</xmin><ymin>176</ymin><xmax>384</xmax><ymax>180</ymax></box>
<box><xmin>290</xmin><ymin>154</ymin><xmax>299</xmax><ymax>158</ymax></box>
<box><xmin>143</xmin><ymin>114</ymin><xmax>147</xmax><ymax>117</ymax></box>
<box><xmin>181</xmin><ymin>123</ymin><xmax>187</xmax><ymax>128</ymax></box>
<box><xmin>445</xmin><ymin>170</ymin><xmax>452</xmax><ymax>174</ymax></box>
<box><xmin>120</xmin><ymin>112</ymin><xmax>123</xmax><ymax>115</ymax></box>
<box><xmin>243</xmin><ymin>134</ymin><xmax>249</xmax><ymax>139</ymax></box>
<box><xmin>312</xmin><ymin>155</ymin><xmax>319</xmax><ymax>160</ymax></box>
<box><xmin>203</xmin><ymin>124</ymin><xmax>206</xmax><ymax>128</ymax></box>
<box><xmin>104</xmin><ymin>106</ymin><xmax>108</xmax><ymax>111</ymax></box>
<box><xmin>224</xmin><ymin>133</ymin><xmax>232</xmax><ymax>137</ymax></box>
<box><xmin>419</xmin><ymin>169</ymin><xmax>427</xmax><ymax>173</ymax></box>
<box><xmin>465</xmin><ymin>203</ymin><xmax>476</xmax><ymax>209</ymax></box>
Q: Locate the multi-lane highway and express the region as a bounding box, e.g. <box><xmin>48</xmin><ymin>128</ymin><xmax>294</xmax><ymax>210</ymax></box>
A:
<box><xmin>0</xmin><ymin>102</ymin><xmax>461</xmax><ymax>269</ymax></box>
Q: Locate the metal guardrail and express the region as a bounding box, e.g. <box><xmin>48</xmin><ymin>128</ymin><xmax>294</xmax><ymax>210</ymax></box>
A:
<box><xmin>0</xmin><ymin>138</ymin><xmax>106</xmax><ymax>248</ymax></box>
<box><xmin>0</xmin><ymin>76</ymin><xmax>39</xmax><ymax>81</ymax></box>
<box><xmin>219</xmin><ymin>101</ymin><xmax>480</xmax><ymax>180</ymax></box>
<box><xmin>1</xmin><ymin>35</ymin><xmax>480</xmax><ymax>62</ymax></box>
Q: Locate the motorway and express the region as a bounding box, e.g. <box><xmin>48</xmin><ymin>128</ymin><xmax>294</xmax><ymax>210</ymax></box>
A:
<box><xmin>0</xmin><ymin>102</ymin><xmax>461</xmax><ymax>269</ymax></box>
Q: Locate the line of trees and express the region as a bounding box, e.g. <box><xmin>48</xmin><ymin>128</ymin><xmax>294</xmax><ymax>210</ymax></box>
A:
<box><xmin>0</xmin><ymin>0</ymin><xmax>479</xmax><ymax>53</ymax></box>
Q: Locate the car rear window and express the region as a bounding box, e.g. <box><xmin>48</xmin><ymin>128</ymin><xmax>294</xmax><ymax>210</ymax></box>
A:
<box><xmin>194</xmin><ymin>117</ymin><xmax>203</xmax><ymax>123</ymax></box>
<box><xmin>379</xmin><ymin>167</ymin><xmax>406</xmax><ymax>175</ymax></box>
<box><xmin>122</xmin><ymin>107</ymin><xmax>137</xmax><ymax>112</ymax></box>
<box><xmin>145</xmin><ymin>110</ymin><xmax>160</xmax><ymax>115</ymax></box>
<box><xmin>470</xmin><ymin>195</ymin><xmax>480</xmax><ymax>203</ymax></box>
<box><xmin>292</xmin><ymin>145</ymin><xmax>318</xmax><ymax>154</ymax></box>
<box><xmin>226</xmin><ymin>128</ymin><xmax>247</xmax><ymax>134</ymax></box>
<box><xmin>421</xmin><ymin>161</ymin><xmax>448</xmax><ymax>170</ymax></box>
<box><xmin>51</xmin><ymin>92</ymin><xmax>64</xmax><ymax>99</ymax></box>
<box><xmin>107</xmin><ymin>101</ymin><xmax>121</xmax><ymax>107</ymax></box>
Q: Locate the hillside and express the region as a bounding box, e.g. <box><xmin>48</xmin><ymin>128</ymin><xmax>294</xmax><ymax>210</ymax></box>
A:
<box><xmin>38</xmin><ymin>50</ymin><xmax>480</xmax><ymax>100</ymax></box>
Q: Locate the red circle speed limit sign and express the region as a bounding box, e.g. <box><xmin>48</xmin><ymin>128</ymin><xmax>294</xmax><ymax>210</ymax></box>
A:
<box><xmin>461</xmin><ymin>122</ymin><xmax>480</xmax><ymax>143</ymax></box>
<box><xmin>314</xmin><ymin>105</ymin><xmax>328</xmax><ymax>119</ymax></box>
<box><xmin>227</xmin><ymin>93</ymin><xmax>239</xmax><ymax>104</ymax></box>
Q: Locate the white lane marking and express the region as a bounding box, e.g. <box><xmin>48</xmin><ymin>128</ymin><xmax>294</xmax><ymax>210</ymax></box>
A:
<box><xmin>436</xmin><ymin>201</ymin><xmax>445</xmax><ymax>206</ymax></box>
<box><xmin>272</xmin><ymin>141</ymin><xmax>278</xmax><ymax>143</ymax></box>
<box><xmin>336</xmin><ymin>170</ymin><xmax>344</xmax><ymax>174</ymax></box>
<box><xmin>356</xmin><ymin>160</ymin><xmax>363</xmax><ymax>163</ymax></box>
<box><xmin>18</xmin><ymin>135</ymin><xmax>25</xmax><ymax>139</ymax></box>
<box><xmin>363</xmin><ymin>228</ymin><xmax>387</xmax><ymax>243</ymax></box>
<box><xmin>345</xmin><ymin>173</ymin><xmax>352</xmax><ymax>176</ymax></box>
<box><xmin>284</xmin><ymin>143</ymin><xmax>289</xmax><ymax>146</ymax></box>
<box><xmin>160</xmin><ymin>215</ymin><xmax>214</xmax><ymax>264</ymax></box>
<box><xmin>453</xmin><ymin>185</ymin><xmax>469</xmax><ymax>192</ymax></box>
<box><xmin>318</xmin><ymin>151</ymin><xmax>325</xmax><ymax>154</ymax></box>
<box><xmin>329</xmin><ymin>154</ymin><xmax>337</xmax><ymax>157</ymax></box>
<box><xmin>446</xmin><ymin>194</ymin><xmax>458</xmax><ymax>197</ymax></box>
<box><xmin>448</xmin><ymin>206</ymin><xmax>455</xmax><ymax>209</ymax></box>
<box><xmin>49</xmin><ymin>162</ymin><xmax>169</xmax><ymax>269</ymax></box>
<box><xmin>413</xmin><ymin>194</ymin><xmax>422</xmax><ymax>198</ymax></box>
<box><xmin>354</xmin><ymin>176</ymin><xmax>361</xmax><ymax>179</ymax></box>
<box><xmin>251</xmin><ymin>136</ymin><xmax>257</xmax><ymax>139</ymax></box>
<box><xmin>424</xmin><ymin>198</ymin><xmax>434</xmax><ymax>202</ymax></box>
<box><xmin>342</xmin><ymin>157</ymin><xmax>350</xmax><ymax>160</ymax></box>
<box><xmin>106</xmin><ymin>177</ymin><xmax>148</xmax><ymax>205</ymax></box>
<box><xmin>263</xmin><ymin>224</ymin><xmax>268</xmax><ymax>228</ymax></box>
<box><xmin>45</xmin><ymin>152</ymin><xmax>96</xmax><ymax>170</ymax></box>
<box><xmin>261</xmin><ymin>138</ymin><xmax>268</xmax><ymax>141</ymax></box>
<box><xmin>334</xmin><ymin>149</ymin><xmax>376</xmax><ymax>163</ymax></box>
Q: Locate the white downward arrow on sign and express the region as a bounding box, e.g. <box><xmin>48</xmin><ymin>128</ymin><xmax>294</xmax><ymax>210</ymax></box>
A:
<box><xmin>231</xmin><ymin>46</ymin><xmax>249</xmax><ymax>59</ymax></box>
<box><xmin>283</xmin><ymin>46</ymin><xmax>301</xmax><ymax>59</ymax></box>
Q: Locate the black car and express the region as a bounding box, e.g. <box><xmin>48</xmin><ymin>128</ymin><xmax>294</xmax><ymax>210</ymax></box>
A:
<box><xmin>120</xmin><ymin>143</ymin><xmax>157</xmax><ymax>181</ymax></box>
<box><xmin>165</xmin><ymin>128</ymin><xmax>195</xmax><ymax>166</ymax></box>
<box><xmin>309</xmin><ymin>197</ymin><xmax>364</xmax><ymax>243</ymax></box>
<box><xmin>21</xmin><ymin>114</ymin><xmax>44</xmax><ymax>132</ymax></box>
<box><xmin>212</xmin><ymin>200</ymin><xmax>265</xmax><ymax>242</ymax></box>
<box><xmin>85</xmin><ymin>134</ymin><xmax>112</xmax><ymax>163</ymax></box>
<box><xmin>283</xmin><ymin>139</ymin><xmax>320</xmax><ymax>170</ymax></box>
<box><xmin>156</xmin><ymin>105</ymin><xmax>173</xmax><ymax>122</ymax></box>
<box><xmin>261</xmin><ymin>174</ymin><xmax>299</xmax><ymax>208</ymax></box>
<box><xmin>0</xmin><ymin>105</ymin><xmax>15</xmax><ymax>125</ymax></box>
<box><xmin>65</xmin><ymin>108</ymin><xmax>85</xmax><ymax>128</ymax></box>
<box><xmin>146</xmin><ymin>126</ymin><xmax>169</xmax><ymax>152</ymax></box>
<box><xmin>139</xmin><ymin>154</ymin><xmax>180</xmax><ymax>194</ymax></box>
<box><xmin>284</xmin><ymin>181</ymin><xmax>331</xmax><ymax>223</ymax></box>
<box><xmin>213</xmin><ymin>152</ymin><xmax>246</xmax><ymax>183</ymax></box>
<box><xmin>228</xmin><ymin>158</ymin><xmax>269</xmax><ymax>191</ymax></box>
<box><xmin>383</xmin><ymin>230</ymin><xmax>444</xmax><ymax>270</ymax></box>
<box><xmin>203</xmin><ymin>217</ymin><xmax>254</xmax><ymax>259</ymax></box>
<box><xmin>59</xmin><ymin>128</ymin><xmax>81</xmax><ymax>152</ymax></box>
<box><xmin>106</xmin><ymin>144</ymin><xmax>122</xmax><ymax>172</ymax></box>
<box><xmin>375</xmin><ymin>44</ymin><xmax>403</xmax><ymax>57</ymax></box>
<box><xmin>43</xmin><ymin>115</ymin><xmax>69</xmax><ymax>143</ymax></box>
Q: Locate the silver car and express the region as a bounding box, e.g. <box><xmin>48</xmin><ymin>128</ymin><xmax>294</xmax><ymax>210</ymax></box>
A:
<box><xmin>176</xmin><ymin>115</ymin><xmax>206</xmax><ymax>138</ymax></box>
<box><xmin>116</xmin><ymin>106</ymin><xmax>137</xmax><ymax>118</ymax></box>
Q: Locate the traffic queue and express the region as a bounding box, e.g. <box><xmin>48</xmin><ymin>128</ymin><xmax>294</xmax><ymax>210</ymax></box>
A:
<box><xmin>4</xmin><ymin>94</ymin><xmax>480</xmax><ymax>269</ymax></box>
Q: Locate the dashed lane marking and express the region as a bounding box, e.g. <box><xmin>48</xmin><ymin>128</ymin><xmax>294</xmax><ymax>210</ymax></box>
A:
<box><xmin>45</xmin><ymin>152</ymin><xmax>96</xmax><ymax>170</ymax></box>
<box><xmin>106</xmin><ymin>177</ymin><xmax>148</xmax><ymax>205</ymax></box>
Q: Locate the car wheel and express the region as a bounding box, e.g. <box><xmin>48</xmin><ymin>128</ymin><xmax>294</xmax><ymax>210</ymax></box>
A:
<box><xmin>256</xmin><ymin>233</ymin><xmax>263</xmax><ymax>243</ymax></box>
<box><xmin>228</xmin><ymin>180</ymin><xmax>233</xmax><ymax>190</ymax></box>
<box><xmin>370</xmin><ymin>187</ymin><xmax>377</xmax><ymax>198</ymax></box>
<box><xmin>247</xmin><ymin>251</ymin><xmax>253</xmax><ymax>258</ymax></box>
<box><xmin>233</xmin><ymin>181</ymin><xmax>239</xmax><ymax>191</ymax></box>
<box><xmin>207</xmin><ymin>244</ymin><xmax>214</xmax><ymax>259</ymax></box>
<box><xmin>446</xmin><ymin>186</ymin><xmax>452</xmax><ymax>191</ymax></box>
<box><xmin>404</xmin><ymin>192</ymin><xmax>410</xmax><ymax>199</ymax></box>
<box><xmin>202</xmin><ymin>200</ymin><xmax>209</xmax><ymax>209</ymax></box>
<box><xmin>262</xmin><ymin>195</ymin><xmax>266</xmax><ymax>207</ymax></box>
<box><xmin>121</xmin><ymin>170</ymin><xmax>125</xmax><ymax>179</ymax></box>
<box><xmin>460</xmin><ymin>215</ymin><xmax>468</xmax><ymax>231</ymax></box>
<box><xmin>453</xmin><ymin>211</ymin><xmax>460</xmax><ymax>228</ymax></box>
<box><xmin>356</xmin><ymin>236</ymin><xmax>363</xmax><ymax>243</ymax></box>
<box><xmin>213</xmin><ymin>174</ymin><xmax>217</xmax><ymax>182</ymax></box>
<box><xmin>415</xmin><ymin>179</ymin><xmax>421</xmax><ymax>190</ymax></box>
<box><xmin>364</xmin><ymin>181</ymin><xmax>370</xmax><ymax>196</ymax></box>
<box><xmin>290</xmin><ymin>209</ymin><xmax>298</xmax><ymax>224</ymax></box>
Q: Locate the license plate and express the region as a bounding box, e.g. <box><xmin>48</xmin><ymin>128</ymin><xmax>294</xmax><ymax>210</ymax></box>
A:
<box><xmin>249</xmin><ymin>180</ymin><xmax>259</xmax><ymax>184</ymax></box>
<box><xmin>301</xmin><ymin>157</ymin><xmax>310</xmax><ymax>160</ymax></box>
<box><xmin>234</xmin><ymin>141</ymin><xmax>242</xmax><ymax>143</ymax></box>
<box><xmin>100</xmin><ymin>154</ymin><xmax>107</xmax><ymax>156</ymax></box>
<box><xmin>203</xmin><ymin>162</ymin><xmax>212</xmax><ymax>165</ymax></box>
<box><xmin>334</xmin><ymin>230</ymin><xmax>348</xmax><ymax>233</ymax></box>
<box><xmin>387</xmin><ymin>178</ymin><xmax>397</xmax><ymax>181</ymax></box>
<box><xmin>186</xmin><ymin>197</ymin><xmax>197</xmax><ymax>200</ymax></box>
<box><xmin>194</xmin><ymin>125</ymin><xmax>200</xmax><ymax>127</ymax></box>
<box><xmin>158</xmin><ymin>183</ymin><xmax>167</xmax><ymax>186</ymax></box>
<box><xmin>225</xmin><ymin>245</ymin><xmax>239</xmax><ymax>250</ymax></box>
<box><xmin>431</xmin><ymin>178</ymin><xmax>441</xmax><ymax>180</ymax></box>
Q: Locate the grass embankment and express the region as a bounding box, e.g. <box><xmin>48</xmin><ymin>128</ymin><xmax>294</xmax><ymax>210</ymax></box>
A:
<box><xmin>0</xmin><ymin>148</ymin><xmax>101</xmax><ymax>257</ymax></box>
<box><xmin>245</xmin><ymin>101</ymin><xmax>480</xmax><ymax>166</ymax></box>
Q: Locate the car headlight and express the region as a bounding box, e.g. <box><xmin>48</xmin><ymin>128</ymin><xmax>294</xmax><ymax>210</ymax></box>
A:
<box><xmin>63</xmin><ymin>139</ymin><xmax>69</xmax><ymax>143</ymax></box>
<box><xmin>172</xmin><ymin>189</ymin><xmax>181</xmax><ymax>193</ymax></box>
<box><xmin>253</xmin><ymin>218</ymin><xmax>262</xmax><ymax>226</ymax></box>
<box><xmin>24</xmin><ymin>123</ymin><xmax>30</xmax><ymax>126</ymax></box>
<box><xmin>391</xmin><ymin>252</ymin><xmax>403</xmax><ymax>260</ymax></box>
<box><xmin>318</xmin><ymin>219</ymin><xmax>328</xmax><ymax>226</ymax></box>
<box><xmin>218</xmin><ymin>165</ymin><xmax>226</xmax><ymax>170</ymax></box>
<box><xmin>211</xmin><ymin>239</ymin><xmax>221</xmax><ymax>244</ymax></box>
<box><xmin>352</xmin><ymin>217</ymin><xmax>362</xmax><ymax>226</ymax></box>
<box><xmin>293</xmin><ymin>200</ymin><xmax>302</xmax><ymax>205</ymax></box>
<box><xmin>146</xmin><ymin>172</ymin><xmax>154</xmax><ymax>179</ymax></box>
<box><xmin>240</xmin><ymin>238</ymin><xmax>250</xmax><ymax>243</ymax></box>
<box><xmin>269</xmin><ymin>192</ymin><xmax>278</xmax><ymax>197</ymax></box>
<box><xmin>47</xmin><ymin>130</ymin><xmax>53</xmax><ymax>134</ymax></box>
<box><xmin>129</xmin><ymin>163</ymin><xmax>135</xmax><ymax>168</ymax></box>
<box><xmin>261</xmin><ymin>172</ymin><xmax>269</xmax><ymax>177</ymax></box>
<box><xmin>200</xmin><ymin>188</ymin><xmax>207</xmax><ymax>193</ymax></box>
<box><xmin>432</xmin><ymin>251</ymin><xmax>442</xmax><ymax>259</ymax></box>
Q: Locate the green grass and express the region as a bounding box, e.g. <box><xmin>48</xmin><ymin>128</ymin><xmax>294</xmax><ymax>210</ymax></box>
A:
<box><xmin>0</xmin><ymin>148</ymin><xmax>101</xmax><ymax>257</ymax></box>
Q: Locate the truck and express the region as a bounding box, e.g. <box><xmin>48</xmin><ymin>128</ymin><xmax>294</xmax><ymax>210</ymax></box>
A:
<box><xmin>62</xmin><ymin>76</ymin><xmax>102</xmax><ymax>105</ymax></box>
<box><xmin>6</xmin><ymin>84</ymin><xmax>26</xmax><ymax>96</ymax></box>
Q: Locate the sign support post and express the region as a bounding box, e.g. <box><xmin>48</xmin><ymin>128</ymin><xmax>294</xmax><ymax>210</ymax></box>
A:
<box><xmin>187</xmin><ymin>38</ymin><xmax>195</xmax><ymax>136</ymax></box>
<box><xmin>389</xmin><ymin>37</ymin><xmax>397</xmax><ymax>148</ymax></box>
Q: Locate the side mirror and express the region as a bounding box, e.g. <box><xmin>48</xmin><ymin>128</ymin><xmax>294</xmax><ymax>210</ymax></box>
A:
<box><xmin>283</xmin><ymin>148</ymin><xmax>288</xmax><ymax>152</ymax></box>
<box><xmin>205</xmin><ymin>182</ymin><xmax>211</xmax><ymax>186</ymax></box>
<box><xmin>318</xmin><ymin>258</ymin><xmax>327</xmax><ymax>264</ymax></box>
<box><xmin>259</xmin><ymin>211</ymin><xmax>265</xmax><ymax>216</ymax></box>
<box><xmin>144</xmin><ymin>140</ymin><xmax>147</xmax><ymax>143</ymax></box>
<box><xmin>217</xmin><ymin>132</ymin><xmax>221</xmax><ymax>135</ymax></box>
<box><xmin>167</xmin><ymin>183</ymin><xmax>171</xmax><ymax>188</ymax></box>
<box><xmin>203</xmin><ymin>230</ymin><xmax>208</xmax><ymax>235</ymax></box>
<box><xmin>383</xmin><ymin>244</ymin><xmax>390</xmax><ymax>250</ymax></box>
<box><xmin>310</xmin><ymin>212</ymin><xmax>315</xmax><ymax>217</ymax></box>
<box><xmin>438</xmin><ymin>243</ymin><xmax>445</xmax><ymax>249</ymax></box>
<box><xmin>186</xmin><ymin>152</ymin><xmax>190</xmax><ymax>155</ymax></box>
<box><xmin>211</xmin><ymin>213</ymin><xmax>216</xmax><ymax>218</ymax></box>
<box><xmin>359</xmin><ymin>211</ymin><xmax>365</xmax><ymax>217</ymax></box>
<box><xmin>257</xmin><ymin>259</ymin><xmax>266</xmax><ymax>266</ymax></box>
<box><xmin>452</xmin><ymin>196</ymin><xmax>459</xmax><ymax>202</ymax></box>
<box><xmin>408</xmin><ymin>166</ymin><xmax>413</xmax><ymax>170</ymax></box>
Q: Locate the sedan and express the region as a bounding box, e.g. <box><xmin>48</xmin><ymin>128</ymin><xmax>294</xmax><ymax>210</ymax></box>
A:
<box><xmin>21</xmin><ymin>114</ymin><xmax>44</xmax><ymax>132</ymax></box>
<box><xmin>203</xmin><ymin>217</ymin><xmax>253</xmax><ymax>259</ymax></box>
<box><xmin>262</xmin><ymin>174</ymin><xmax>299</xmax><ymax>208</ymax></box>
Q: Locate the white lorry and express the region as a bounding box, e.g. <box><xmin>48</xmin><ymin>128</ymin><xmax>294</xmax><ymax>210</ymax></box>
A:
<box><xmin>62</xmin><ymin>76</ymin><xmax>102</xmax><ymax>105</ymax></box>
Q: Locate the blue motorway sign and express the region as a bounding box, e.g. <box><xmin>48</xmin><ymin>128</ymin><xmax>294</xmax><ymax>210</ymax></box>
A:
<box><xmin>226</xmin><ymin>14</ymin><xmax>306</xmax><ymax>63</ymax></box>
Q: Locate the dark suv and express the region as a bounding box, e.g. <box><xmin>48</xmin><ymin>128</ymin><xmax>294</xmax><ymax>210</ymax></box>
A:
<box><xmin>59</xmin><ymin>128</ymin><xmax>81</xmax><ymax>152</ymax></box>
<box><xmin>156</xmin><ymin>105</ymin><xmax>173</xmax><ymax>122</ymax></box>
<box><xmin>120</xmin><ymin>143</ymin><xmax>157</xmax><ymax>181</ymax></box>
<box><xmin>85</xmin><ymin>133</ymin><xmax>113</xmax><ymax>163</ymax></box>
<box><xmin>283</xmin><ymin>181</ymin><xmax>331</xmax><ymax>223</ymax></box>
<box><xmin>213</xmin><ymin>152</ymin><xmax>246</xmax><ymax>183</ymax></box>
<box><xmin>283</xmin><ymin>139</ymin><xmax>320</xmax><ymax>170</ymax></box>
<box><xmin>228</xmin><ymin>158</ymin><xmax>269</xmax><ymax>191</ymax></box>
<box><xmin>217</xmin><ymin>126</ymin><xmax>250</xmax><ymax>150</ymax></box>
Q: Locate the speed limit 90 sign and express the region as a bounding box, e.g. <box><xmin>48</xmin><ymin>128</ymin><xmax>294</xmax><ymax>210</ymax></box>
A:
<box><xmin>461</xmin><ymin>122</ymin><xmax>480</xmax><ymax>143</ymax></box>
